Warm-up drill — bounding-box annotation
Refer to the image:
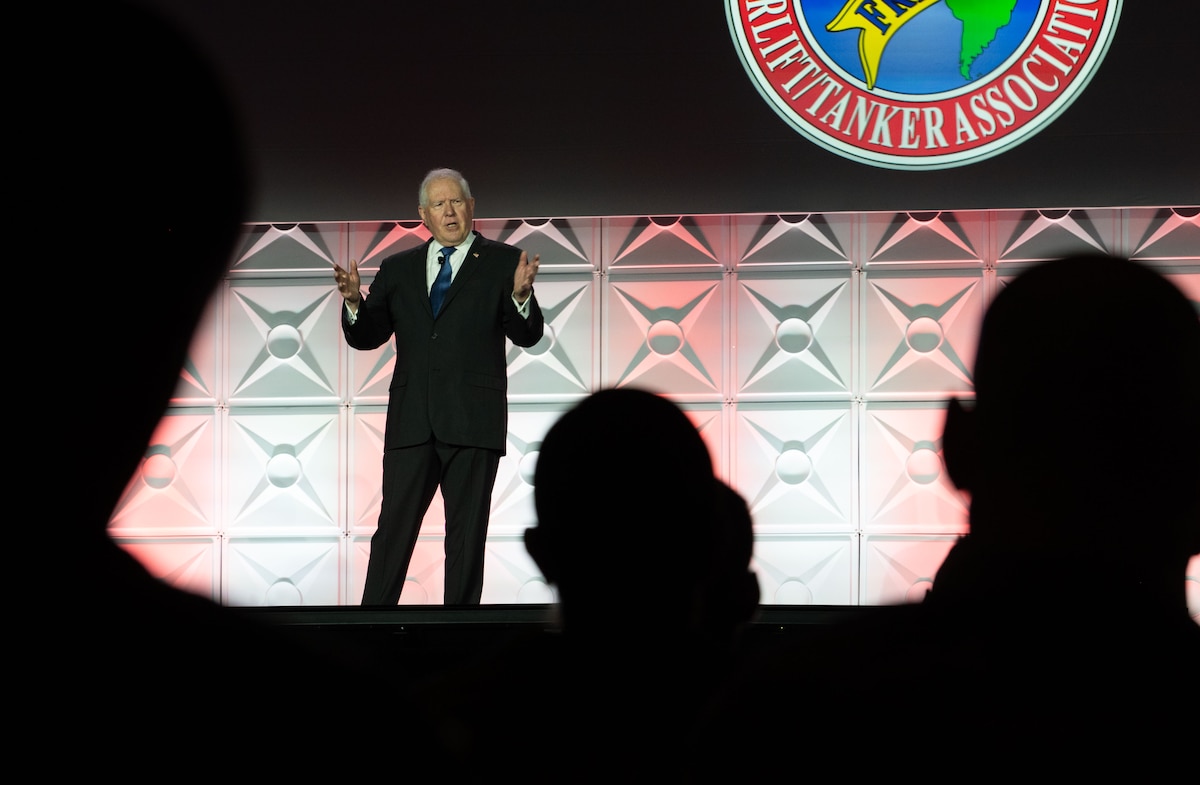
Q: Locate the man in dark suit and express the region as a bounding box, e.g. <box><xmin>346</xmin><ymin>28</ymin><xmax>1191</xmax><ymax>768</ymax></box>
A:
<box><xmin>333</xmin><ymin>167</ymin><xmax>543</xmax><ymax>605</ymax></box>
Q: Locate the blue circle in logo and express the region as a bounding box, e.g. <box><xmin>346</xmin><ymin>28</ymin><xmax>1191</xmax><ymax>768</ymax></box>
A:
<box><xmin>803</xmin><ymin>0</ymin><xmax>1041</xmax><ymax>95</ymax></box>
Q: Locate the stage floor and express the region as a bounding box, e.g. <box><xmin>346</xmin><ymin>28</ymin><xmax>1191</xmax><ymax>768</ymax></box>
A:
<box><xmin>237</xmin><ymin>603</ymin><xmax>872</xmax><ymax>674</ymax></box>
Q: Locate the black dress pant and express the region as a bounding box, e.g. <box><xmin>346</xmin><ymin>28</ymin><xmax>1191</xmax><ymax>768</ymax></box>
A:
<box><xmin>360</xmin><ymin>439</ymin><xmax>500</xmax><ymax>605</ymax></box>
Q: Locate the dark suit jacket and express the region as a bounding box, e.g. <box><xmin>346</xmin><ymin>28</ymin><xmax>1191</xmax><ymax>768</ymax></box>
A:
<box><xmin>343</xmin><ymin>233</ymin><xmax>544</xmax><ymax>454</ymax></box>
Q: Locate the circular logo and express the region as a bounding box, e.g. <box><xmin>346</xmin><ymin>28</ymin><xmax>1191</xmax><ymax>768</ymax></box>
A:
<box><xmin>726</xmin><ymin>0</ymin><xmax>1122</xmax><ymax>169</ymax></box>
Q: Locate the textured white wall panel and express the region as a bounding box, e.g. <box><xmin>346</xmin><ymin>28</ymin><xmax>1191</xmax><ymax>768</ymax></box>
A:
<box><xmin>860</xmin><ymin>402</ymin><xmax>970</xmax><ymax>534</ymax></box>
<box><xmin>684</xmin><ymin>403</ymin><xmax>727</xmax><ymax>481</ymax></box>
<box><xmin>224</xmin><ymin>536</ymin><xmax>344</xmax><ymax>606</ymax></box>
<box><xmin>109</xmin><ymin>206</ymin><xmax>1200</xmax><ymax>608</ymax></box>
<box><xmin>506</xmin><ymin>273</ymin><xmax>600</xmax><ymax>401</ymax></box>
<box><xmin>175</xmin><ymin>290</ymin><xmax>222</xmax><ymax>406</ymax></box>
<box><xmin>1126</xmin><ymin>208</ymin><xmax>1200</xmax><ymax>262</ymax></box>
<box><xmin>604</xmin><ymin>216</ymin><xmax>727</xmax><ymax>274</ymax></box>
<box><xmin>733</xmin><ymin>213</ymin><xmax>855</xmax><ymax>270</ymax></box>
<box><xmin>995</xmin><ymin>209</ymin><xmax>1117</xmax><ymax>264</ymax></box>
<box><xmin>347</xmin><ymin>406</ymin><xmax>386</xmax><ymax>534</ymax></box>
<box><xmin>1162</xmin><ymin>268</ymin><xmax>1200</xmax><ymax>309</ymax></box>
<box><xmin>481</xmin><ymin>217</ymin><xmax>599</xmax><ymax>274</ymax></box>
<box><xmin>349</xmin><ymin>221</ymin><xmax>428</xmax><ymax>273</ymax></box>
<box><xmin>226</xmin><ymin>280</ymin><xmax>344</xmax><ymax>405</ymax></box>
<box><xmin>232</xmin><ymin>222</ymin><xmax>347</xmax><ymax>275</ymax></box>
<box><xmin>861</xmin><ymin>270</ymin><xmax>985</xmax><ymax>400</ymax></box>
<box><xmin>732</xmin><ymin>402</ymin><xmax>856</xmax><ymax>533</ymax></box>
<box><xmin>490</xmin><ymin>404</ymin><xmax>572</xmax><ymax>536</ymax></box>
<box><xmin>224</xmin><ymin>407</ymin><xmax>342</xmax><ymax>536</ymax></box>
<box><xmin>110</xmin><ymin>410</ymin><xmax>220</xmax><ymax>537</ymax></box>
<box><xmin>862</xmin><ymin>211</ymin><xmax>986</xmax><ymax>269</ymax></box>
<box><xmin>733</xmin><ymin>272</ymin><xmax>856</xmax><ymax>401</ymax></box>
<box><xmin>346</xmin><ymin>325</ymin><xmax>394</xmax><ymax>406</ymax></box>
<box><xmin>601</xmin><ymin>274</ymin><xmax>727</xmax><ymax>397</ymax></box>
<box><xmin>121</xmin><ymin>537</ymin><xmax>221</xmax><ymax>604</ymax></box>
<box><xmin>861</xmin><ymin>535</ymin><xmax>960</xmax><ymax>605</ymax></box>
<box><xmin>349</xmin><ymin>535</ymin><xmax>372</xmax><ymax>604</ymax></box>
<box><xmin>405</xmin><ymin>534</ymin><xmax>456</xmax><ymax>603</ymax></box>
<box><xmin>479</xmin><ymin>534</ymin><xmax>556</xmax><ymax>605</ymax></box>
<box><xmin>753</xmin><ymin>534</ymin><xmax>858</xmax><ymax>605</ymax></box>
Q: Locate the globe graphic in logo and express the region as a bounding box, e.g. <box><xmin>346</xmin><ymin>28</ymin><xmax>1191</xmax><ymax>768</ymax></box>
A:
<box><xmin>805</xmin><ymin>0</ymin><xmax>1042</xmax><ymax>96</ymax></box>
<box><xmin>727</xmin><ymin>0</ymin><xmax>1123</xmax><ymax>169</ymax></box>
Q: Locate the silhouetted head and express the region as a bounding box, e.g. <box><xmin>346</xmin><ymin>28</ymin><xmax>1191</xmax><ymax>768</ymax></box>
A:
<box><xmin>942</xmin><ymin>254</ymin><xmax>1200</xmax><ymax>566</ymax></box>
<box><xmin>702</xmin><ymin>479</ymin><xmax>761</xmax><ymax>646</ymax></box>
<box><xmin>526</xmin><ymin>387</ymin><xmax>722</xmax><ymax>635</ymax></box>
<box><xmin>63</xmin><ymin>2</ymin><xmax>248</xmax><ymax>533</ymax></box>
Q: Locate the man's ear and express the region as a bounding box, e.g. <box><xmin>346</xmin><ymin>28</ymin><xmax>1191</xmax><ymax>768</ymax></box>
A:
<box><xmin>942</xmin><ymin>397</ymin><xmax>976</xmax><ymax>492</ymax></box>
<box><xmin>523</xmin><ymin>526</ymin><xmax>558</xmax><ymax>583</ymax></box>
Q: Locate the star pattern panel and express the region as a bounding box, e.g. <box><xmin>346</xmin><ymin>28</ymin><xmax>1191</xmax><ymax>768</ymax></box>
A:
<box><xmin>683</xmin><ymin>403</ymin><xmax>726</xmax><ymax>482</ymax></box>
<box><xmin>224</xmin><ymin>406</ymin><xmax>342</xmax><ymax>536</ymax></box>
<box><xmin>227</xmin><ymin>280</ymin><xmax>344</xmax><ymax>404</ymax></box>
<box><xmin>861</xmin><ymin>534</ymin><xmax>961</xmax><ymax>606</ymax></box>
<box><xmin>489</xmin><ymin>404</ymin><xmax>575</xmax><ymax>535</ymax></box>
<box><xmin>733</xmin><ymin>271</ymin><xmax>856</xmax><ymax>401</ymax></box>
<box><xmin>478</xmin><ymin>534</ymin><xmax>557</xmax><ymax>605</ymax></box>
<box><xmin>224</xmin><ymin>535</ymin><xmax>344</xmax><ymax>606</ymax></box>
<box><xmin>343</xmin><ymin>269</ymin><xmax>396</xmax><ymax>406</ymax></box>
<box><xmin>480</xmin><ymin>217</ymin><xmax>597</xmax><ymax>274</ymax></box>
<box><xmin>601</xmin><ymin>273</ymin><xmax>727</xmax><ymax>397</ymax></box>
<box><xmin>173</xmin><ymin>286</ymin><xmax>223</xmax><ymax>405</ymax></box>
<box><xmin>733</xmin><ymin>212</ymin><xmax>855</xmax><ymax>270</ymax></box>
<box><xmin>861</xmin><ymin>269</ymin><xmax>985</xmax><ymax>400</ymax></box>
<box><xmin>995</xmin><ymin>209</ymin><xmax>1118</xmax><ymax>265</ymax></box>
<box><xmin>860</xmin><ymin>402</ymin><xmax>969</xmax><ymax>533</ymax></box>
<box><xmin>121</xmin><ymin>537</ymin><xmax>221</xmax><ymax>604</ymax></box>
<box><xmin>732</xmin><ymin>401</ymin><xmax>856</xmax><ymax>533</ymax></box>
<box><xmin>752</xmin><ymin>534</ymin><xmax>858</xmax><ymax>606</ymax></box>
<box><xmin>347</xmin><ymin>406</ymin><xmax>387</xmax><ymax>534</ymax></box>
<box><xmin>349</xmin><ymin>221</ymin><xmax>430</xmax><ymax>274</ymax></box>
<box><xmin>862</xmin><ymin>211</ymin><xmax>986</xmax><ymax>269</ymax></box>
<box><xmin>232</xmin><ymin>222</ymin><xmax>347</xmax><ymax>275</ymax></box>
<box><xmin>1126</xmin><ymin>207</ymin><xmax>1200</xmax><ymax>262</ymax></box>
<box><xmin>110</xmin><ymin>410</ymin><xmax>220</xmax><ymax>536</ymax></box>
<box><xmin>604</xmin><ymin>215</ymin><xmax>727</xmax><ymax>274</ymax></box>
<box><xmin>506</xmin><ymin>273</ymin><xmax>599</xmax><ymax>400</ymax></box>
<box><xmin>1160</xmin><ymin>268</ymin><xmax>1200</xmax><ymax>311</ymax></box>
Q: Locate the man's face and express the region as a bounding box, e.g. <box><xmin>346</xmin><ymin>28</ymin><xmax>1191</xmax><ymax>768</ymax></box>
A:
<box><xmin>418</xmin><ymin>177</ymin><xmax>475</xmax><ymax>247</ymax></box>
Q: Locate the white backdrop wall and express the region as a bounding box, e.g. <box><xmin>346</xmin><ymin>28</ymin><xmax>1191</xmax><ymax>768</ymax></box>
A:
<box><xmin>109</xmin><ymin>205</ymin><xmax>1200</xmax><ymax>612</ymax></box>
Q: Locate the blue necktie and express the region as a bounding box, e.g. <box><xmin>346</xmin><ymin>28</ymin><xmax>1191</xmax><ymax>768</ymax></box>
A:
<box><xmin>431</xmin><ymin>245</ymin><xmax>454</xmax><ymax>315</ymax></box>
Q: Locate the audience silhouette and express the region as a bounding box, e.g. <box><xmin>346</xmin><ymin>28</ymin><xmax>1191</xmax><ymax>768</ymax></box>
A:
<box><xmin>404</xmin><ymin>387</ymin><xmax>761</xmax><ymax>781</ymax></box>
<box><xmin>699</xmin><ymin>253</ymin><xmax>1200</xmax><ymax>776</ymax></box>
<box><xmin>59</xmin><ymin>8</ymin><xmax>1197</xmax><ymax>776</ymax></box>
<box><xmin>67</xmin><ymin>3</ymin><xmax>399</xmax><ymax>773</ymax></box>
